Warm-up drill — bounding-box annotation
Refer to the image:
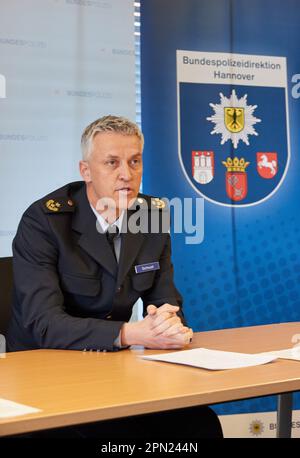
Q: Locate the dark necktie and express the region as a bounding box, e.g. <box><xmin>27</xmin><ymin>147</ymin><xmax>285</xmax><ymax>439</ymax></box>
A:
<box><xmin>106</xmin><ymin>225</ymin><xmax>119</xmax><ymax>261</ymax></box>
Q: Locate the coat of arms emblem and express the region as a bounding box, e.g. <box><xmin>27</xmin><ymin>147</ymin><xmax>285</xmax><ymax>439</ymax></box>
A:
<box><xmin>222</xmin><ymin>157</ymin><xmax>250</xmax><ymax>201</ymax></box>
<box><xmin>177</xmin><ymin>50</ymin><xmax>290</xmax><ymax>207</ymax></box>
<box><xmin>224</xmin><ymin>107</ymin><xmax>245</xmax><ymax>133</ymax></box>
<box><xmin>257</xmin><ymin>152</ymin><xmax>278</xmax><ymax>179</ymax></box>
<box><xmin>192</xmin><ymin>151</ymin><xmax>214</xmax><ymax>184</ymax></box>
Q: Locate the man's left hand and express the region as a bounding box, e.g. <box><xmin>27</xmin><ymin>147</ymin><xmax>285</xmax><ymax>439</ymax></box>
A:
<box><xmin>146</xmin><ymin>304</ymin><xmax>193</xmax><ymax>340</ymax></box>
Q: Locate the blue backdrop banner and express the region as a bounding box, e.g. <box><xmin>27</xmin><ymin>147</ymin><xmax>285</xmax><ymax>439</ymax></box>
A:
<box><xmin>141</xmin><ymin>0</ymin><xmax>300</xmax><ymax>415</ymax></box>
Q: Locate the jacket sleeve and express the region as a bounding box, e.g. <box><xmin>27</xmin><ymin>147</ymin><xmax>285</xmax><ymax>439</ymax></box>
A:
<box><xmin>140</xmin><ymin>234</ymin><xmax>186</xmax><ymax>325</ymax></box>
<box><xmin>12</xmin><ymin>204</ymin><xmax>124</xmax><ymax>351</ymax></box>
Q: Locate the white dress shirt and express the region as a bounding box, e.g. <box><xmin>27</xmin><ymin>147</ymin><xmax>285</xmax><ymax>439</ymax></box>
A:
<box><xmin>90</xmin><ymin>205</ymin><xmax>126</xmax><ymax>349</ymax></box>
<box><xmin>90</xmin><ymin>205</ymin><xmax>124</xmax><ymax>262</ymax></box>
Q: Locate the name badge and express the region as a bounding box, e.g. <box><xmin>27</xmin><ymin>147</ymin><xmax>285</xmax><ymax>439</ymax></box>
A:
<box><xmin>135</xmin><ymin>261</ymin><xmax>160</xmax><ymax>274</ymax></box>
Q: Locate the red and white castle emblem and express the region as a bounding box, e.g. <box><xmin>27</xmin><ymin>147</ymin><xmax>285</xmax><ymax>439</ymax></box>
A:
<box><xmin>192</xmin><ymin>151</ymin><xmax>214</xmax><ymax>184</ymax></box>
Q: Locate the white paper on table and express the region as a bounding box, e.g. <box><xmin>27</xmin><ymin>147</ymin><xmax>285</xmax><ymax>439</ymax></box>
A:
<box><xmin>259</xmin><ymin>347</ymin><xmax>300</xmax><ymax>361</ymax></box>
<box><xmin>0</xmin><ymin>398</ymin><xmax>41</xmax><ymax>418</ymax></box>
<box><xmin>141</xmin><ymin>348</ymin><xmax>277</xmax><ymax>370</ymax></box>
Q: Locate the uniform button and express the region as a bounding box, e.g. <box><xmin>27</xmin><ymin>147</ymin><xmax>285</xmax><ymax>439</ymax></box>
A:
<box><xmin>106</xmin><ymin>314</ymin><xmax>112</xmax><ymax>319</ymax></box>
<box><xmin>116</xmin><ymin>285</ymin><xmax>123</xmax><ymax>293</ymax></box>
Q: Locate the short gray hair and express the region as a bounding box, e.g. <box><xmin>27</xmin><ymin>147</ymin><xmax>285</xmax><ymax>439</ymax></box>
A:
<box><xmin>81</xmin><ymin>115</ymin><xmax>144</xmax><ymax>160</ymax></box>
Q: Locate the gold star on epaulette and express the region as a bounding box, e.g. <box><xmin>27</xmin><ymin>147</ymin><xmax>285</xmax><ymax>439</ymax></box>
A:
<box><xmin>151</xmin><ymin>198</ymin><xmax>166</xmax><ymax>209</ymax></box>
<box><xmin>44</xmin><ymin>197</ymin><xmax>75</xmax><ymax>213</ymax></box>
<box><xmin>45</xmin><ymin>199</ymin><xmax>61</xmax><ymax>212</ymax></box>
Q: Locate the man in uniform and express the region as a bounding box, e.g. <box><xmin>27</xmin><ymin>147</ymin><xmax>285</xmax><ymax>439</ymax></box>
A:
<box><xmin>7</xmin><ymin>115</ymin><xmax>223</xmax><ymax>438</ymax></box>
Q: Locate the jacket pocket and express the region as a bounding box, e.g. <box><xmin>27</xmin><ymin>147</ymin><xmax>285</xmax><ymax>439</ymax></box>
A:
<box><xmin>131</xmin><ymin>271</ymin><xmax>155</xmax><ymax>292</ymax></box>
<box><xmin>60</xmin><ymin>273</ymin><xmax>101</xmax><ymax>297</ymax></box>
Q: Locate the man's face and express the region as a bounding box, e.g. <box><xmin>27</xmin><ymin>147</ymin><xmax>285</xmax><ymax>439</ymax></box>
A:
<box><xmin>80</xmin><ymin>132</ymin><xmax>143</xmax><ymax>215</ymax></box>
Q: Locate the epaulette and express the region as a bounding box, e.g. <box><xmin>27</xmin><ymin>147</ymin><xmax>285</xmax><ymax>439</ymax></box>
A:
<box><xmin>150</xmin><ymin>197</ymin><xmax>167</xmax><ymax>210</ymax></box>
<box><xmin>42</xmin><ymin>197</ymin><xmax>75</xmax><ymax>214</ymax></box>
<box><xmin>134</xmin><ymin>194</ymin><xmax>168</xmax><ymax>211</ymax></box>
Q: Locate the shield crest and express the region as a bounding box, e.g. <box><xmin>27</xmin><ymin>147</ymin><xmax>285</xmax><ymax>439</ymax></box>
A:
<box><xmin>225</xmin><ymin>172</ymin><xmax>248</xmax><ymax>201</ymax></box>
<box><xmin>177</xmin><ymin>50</ymin><xmax>290</xmax><ymax>207</ymax></box>
<box><xmin>224</xmin><ymin>107</ymin><xmax>245</xmax><ymax>133</ymax></box>
<box><xmin>257</xmin><ymin>152</ymin><xmax>278</xmax><ymax>179</ymax></box>
<box><xmin>222</xmin><ymin>157</ymin><xmax>249</xmax><ymax>201</ymax></box>
<box><xmin>192</xmin><ymin>151</ymin><xmax>214</xmax><ymax>184</ymax></box>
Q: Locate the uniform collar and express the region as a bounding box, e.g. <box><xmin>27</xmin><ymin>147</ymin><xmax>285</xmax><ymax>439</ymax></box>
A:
<box><xmin>90</xmin><ymin>205</ymin><xmax>124</xmax><ymax>235</ymax></box>
<box><xmin>71</xmin><ymin>185</ymin><xmax>118</xmax><ymax>277</ymax></box>
<box><xmin>71</xmin><ymin>184</ymin><xmax>145</xmax><ymax>282</ymax></box>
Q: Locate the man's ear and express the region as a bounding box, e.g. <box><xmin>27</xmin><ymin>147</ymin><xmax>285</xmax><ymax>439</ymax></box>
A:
<box><xmin>79</xmin><ymin>160</ymin><xmax>91</xmax><ymax>183</ymax></box>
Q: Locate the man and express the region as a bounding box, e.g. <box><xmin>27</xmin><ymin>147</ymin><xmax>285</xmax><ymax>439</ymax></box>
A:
<box><xmin>7</xmin><ymin>115</ymin><xmax>222</xmax><ymax>438</ymax></box>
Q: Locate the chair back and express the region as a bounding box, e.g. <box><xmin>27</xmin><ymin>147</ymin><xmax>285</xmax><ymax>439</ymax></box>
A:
<box><xmin>0</xmin><ymin>257</ymin><xmax>13</xmax><ymax>336</ymax></box>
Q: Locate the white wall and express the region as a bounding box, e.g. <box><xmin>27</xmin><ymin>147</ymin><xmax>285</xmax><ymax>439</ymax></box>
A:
<box><xmin>0</xmin><ymin>0</ymin><xmax>136</xmax><ymax>256</ymax></box>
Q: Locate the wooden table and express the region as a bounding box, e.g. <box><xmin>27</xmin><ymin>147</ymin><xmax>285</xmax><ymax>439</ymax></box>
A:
<box><xmin>0</xmin><ymin>322</ymin><xmax>300</xmax><ymax>437</ymax></box>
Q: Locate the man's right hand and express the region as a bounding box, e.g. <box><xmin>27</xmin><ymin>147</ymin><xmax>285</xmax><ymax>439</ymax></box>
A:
<box><xmin>120</xmin><ymin>304</ymin><xmax>193</xmax><ymax>349</ymax></box>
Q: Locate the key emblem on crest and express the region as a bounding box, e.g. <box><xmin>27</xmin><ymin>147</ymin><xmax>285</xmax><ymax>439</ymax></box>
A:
<box><xmin>257</xmin><ymin>152</ymin><xmax>278</xmax><ymax>179</ymax></box>
<box><xmin>192</xmin><ymin>151</ymin><xmax>214</xmax><ymax>184</ymax></box>
<box><xmin>222</xmin><ymin>157</ymin><xmax>250</xmax><ymax>201</ymax></box>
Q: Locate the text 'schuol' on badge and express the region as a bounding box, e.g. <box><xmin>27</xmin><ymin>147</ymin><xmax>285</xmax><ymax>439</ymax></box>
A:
<box><xmin>177</xmin><ymin>50</ymin><xmax>290</xmax><ymax>207</ymax></box>
<box><xmin>135</xmin><ymin>262</ymin><xmax>160</xmax><ymax>274</ymax></box>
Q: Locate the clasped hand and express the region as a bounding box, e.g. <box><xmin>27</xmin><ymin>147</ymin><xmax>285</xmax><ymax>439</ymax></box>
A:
<box><xmin>121</xmin><ymin>303</ymin><xmax>193</xmax><ymax>349</ymax></box>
